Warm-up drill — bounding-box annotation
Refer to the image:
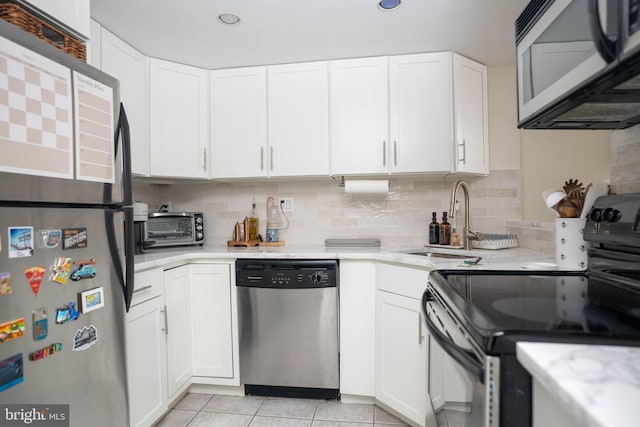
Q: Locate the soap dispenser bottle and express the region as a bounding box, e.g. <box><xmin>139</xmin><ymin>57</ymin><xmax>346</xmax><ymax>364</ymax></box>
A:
<box><xmin>439</xmin><ymin>211</ymin><xmax>451</xmax><ymax>245</ymax></box>
<box><xmin>428</xmin><ymin>212</ymin><xmax>440</xmax><ymax>244</ymax></box>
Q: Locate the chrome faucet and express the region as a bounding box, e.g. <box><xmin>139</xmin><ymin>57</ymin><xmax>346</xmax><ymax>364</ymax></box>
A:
<box><xmin>448</xmin><ymin>180</ymin><xmax>483</xmax><ymax>250</ymax></box>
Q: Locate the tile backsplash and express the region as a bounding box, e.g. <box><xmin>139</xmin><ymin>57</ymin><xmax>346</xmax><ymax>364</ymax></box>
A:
<box><xmin>611</xmin><ymin>125</ymin><xmax>640</xmax><ymax>193</ymax></box>
<box><xmin>133</xmin><ymin>170</ymin><xmax>521</xmax><ymax>249</ymax></box>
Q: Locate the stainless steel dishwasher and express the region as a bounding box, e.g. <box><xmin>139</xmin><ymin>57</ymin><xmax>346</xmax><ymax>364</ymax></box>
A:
<box><xmin>236</xmin><ymin>259</ymin><xmax>339</xmax><ymax>399</ymax></box>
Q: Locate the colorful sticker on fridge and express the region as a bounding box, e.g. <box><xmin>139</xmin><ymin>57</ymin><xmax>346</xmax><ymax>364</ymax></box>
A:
<box><xmin>62</xmin><ymin>228</ymin><xmax>87</xmax><ymax>250</ymax></box>
<box><xmin>37</xmin><ymin>229</ymin><xmax>62</xmax><ymax>249</ymax></box>
<box><xmin>50</xmin><ymin>257</ymin><xmax>73</xmax><ymax>284</ymax></box>
<box><xmin>73</xmin><ymin>325</ymin><xmax>98</xmax><ymax>351</ymax></box>
<box><xmin>29</xmin><ymin>342</ymin><xmax>62</xmax><ymax>361</ymax></box>
<box><xmin>0</xmin><ymin>273</ymin><xmax>11</xmax><ymax>296</ymax></box>
<box><xmin>55</xmin><ymin>302</ymin><xmax>79</xmax><ymax>324</ymax></box>
<box><xmin>79</xmin><ymin>287</ymin><xmax>104</xmax><ymax>313</ymax></box>
<box><xmin>0</xmin><ymin>354</ymin><xmax>23</xmax><ymax>392</ymax></box>
<box><xmin>70</xmin><ymin>259</ymin><xmax>97</xmax><ymax>281</ymax></box>
<box><xmin>32</xmin><ymin>308</ymin><xmax>48</xmax><ymax>341</ymax></box>
<box><xmin>24</xmin><ymin>266</ymin><xmax>46</xmax><ymax>297</ymax></box>
<box><xmin>8</xmin><ymin>227</ymin><xmax>34</xmax><ymax>258</ymax></box>
<box><xmin>0</xmin><ymin>318</ymin><xmax>25</xmax><ymax>344</ymax></box>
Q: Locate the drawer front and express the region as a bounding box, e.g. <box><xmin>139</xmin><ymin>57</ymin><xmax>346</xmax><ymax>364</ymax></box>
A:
<box><xmin>132</xmin><ymin>268</ymin><xmax>164</xmax><ymax>306</ymax></box>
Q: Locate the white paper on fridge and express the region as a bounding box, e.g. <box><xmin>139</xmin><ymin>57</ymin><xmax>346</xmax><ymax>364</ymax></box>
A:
<box><xmin>0</xmin><ymin>36</ymin><xmax>74</xmax><ymax>179</ymax></box>
<box><xmin>73</xmin><ymin>71</ymin><xmax>115</xmax><ymax>183</ymax></box>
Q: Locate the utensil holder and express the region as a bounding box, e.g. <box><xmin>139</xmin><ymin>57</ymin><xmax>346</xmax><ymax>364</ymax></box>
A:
<box><xmin>555</xmin><ymin>218</ymin><xmax>589</xmax><ymax>270</ymax></box>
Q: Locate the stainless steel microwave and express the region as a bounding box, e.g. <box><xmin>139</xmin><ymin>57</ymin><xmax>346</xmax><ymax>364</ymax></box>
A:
<box><xmin>145</xmin><ymin>212</ymin><xmax>205</xmax><ymax>248</ymax></box>
<box><xmin>517</xmin><ymin>0</ymin><xmax>640</xmax><ymax>129</ymax></box>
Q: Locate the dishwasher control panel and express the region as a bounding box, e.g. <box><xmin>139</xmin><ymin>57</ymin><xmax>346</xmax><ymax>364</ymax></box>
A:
<box><xmin>236</xmin><ymin>259</ymin><xmax>338</xmax><ymax>289</ymax></box>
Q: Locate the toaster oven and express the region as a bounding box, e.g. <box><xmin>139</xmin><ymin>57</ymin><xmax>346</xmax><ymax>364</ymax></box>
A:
<box><xmin>144</xmin><ymin>212</ymin><xmax>205</xmax><ymax>248</ymax></box>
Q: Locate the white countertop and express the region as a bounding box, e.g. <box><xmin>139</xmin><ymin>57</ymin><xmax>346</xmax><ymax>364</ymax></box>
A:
<box><xmin>134</xmin><ymin>245</ymin><xmax>555</xmax><ymax>272</ymax></box>
<box><xmin>517</xmin><ymin>342</ymin><xmax>640</xmax><ymax>427</ymax></box>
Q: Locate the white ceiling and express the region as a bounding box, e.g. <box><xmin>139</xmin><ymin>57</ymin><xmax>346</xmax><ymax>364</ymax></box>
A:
<box><xmin>90</xmin><ymin>0</ymin><xmax>528</xmax><ymax>70</ymax></box>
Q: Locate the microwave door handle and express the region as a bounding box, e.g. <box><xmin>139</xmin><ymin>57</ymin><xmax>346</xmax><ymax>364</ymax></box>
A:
<box><xmin>422</xmin><ymin>290</ymin><xmax>485</xmax><ymax>383</ymax></box>
<box><xmin>589</xmin><ymin>0</ymin><xmax>617</xmax><ymax>62</ymax></box>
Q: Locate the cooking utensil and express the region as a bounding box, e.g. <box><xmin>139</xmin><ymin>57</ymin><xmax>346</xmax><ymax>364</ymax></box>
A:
<box><xmin>580</xmin><ymin>181</ymin><xmax>608</xmax><ymax>218</ymax></box>
<box><xmin>542</xmin><ymin>188</ymin><xmax>566</xmax><ymax>217</ymax></box>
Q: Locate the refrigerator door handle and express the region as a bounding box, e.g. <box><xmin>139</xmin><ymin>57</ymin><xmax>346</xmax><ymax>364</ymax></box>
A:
<box><xmin>107</xmin><ymin>103</ymin><xmax>135</xmax><ymax>312</ymax></box>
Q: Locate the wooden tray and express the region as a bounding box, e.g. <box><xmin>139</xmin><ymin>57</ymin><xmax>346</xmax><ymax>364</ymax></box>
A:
<box><xmin>259</xmin><ymin>241</ymin><xmax>285</xmax><ymax>247</ymax></box>
<box><xmin>227</xmin><ymin>240</ymin><xmax>260</xmax><ymax>247</ymax></box>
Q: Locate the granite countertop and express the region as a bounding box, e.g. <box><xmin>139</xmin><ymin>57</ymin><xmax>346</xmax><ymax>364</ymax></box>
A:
<box><xmin>134</xmin><ymin>244</ymin><xmax>555</xmax><ymax>272</ymax></box>
<box><xmin>517</xmin><ymin>342</ymin><xmax>640</xmax><ymax>427</ymax></box>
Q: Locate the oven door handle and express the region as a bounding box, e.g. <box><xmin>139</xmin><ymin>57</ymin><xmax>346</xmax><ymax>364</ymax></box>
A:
<box><xmin>422</xmin><ymin>289</ymin><xmax>485</xmax><ymax>384</ymax></box>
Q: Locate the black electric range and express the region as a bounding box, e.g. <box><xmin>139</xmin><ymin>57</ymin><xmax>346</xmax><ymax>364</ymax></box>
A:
<box><xmin>423</xmin><ymin>193</ymin><xmax>640</xmax><ymax>427</ymax></box>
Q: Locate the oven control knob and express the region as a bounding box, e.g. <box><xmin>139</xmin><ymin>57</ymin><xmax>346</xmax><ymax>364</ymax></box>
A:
<box><xmin>602</xmin><ymin>208</ymin><xmax>622</xmax><ymax>223</ymax></box>
<box><xmin>196</xmin><ymin>232</ymin><xmax>204</xmax><ymax>240</ymax></box>
<box><xmin>588</xmin><ymin>208</ymin><xmax>603</xmax><ymax>222</ymax></box>
<box><xmin>195</xmin><ymin>217</ymin><xmax>203</xmax><ymax>224</ymax></box>
<box><xmin>196</xmin><ymin>224</ymin><xmax>203</xmax><ymax>231</ymax></box>
<box><xmin>311</xmin><ymin>272</ymin><xmax>323</xmax><ymax>285</ymax></box>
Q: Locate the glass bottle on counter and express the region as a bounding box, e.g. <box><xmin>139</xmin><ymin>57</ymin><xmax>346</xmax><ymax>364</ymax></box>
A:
<box><xmin>439</xmin><ymin>211</ymin><xmax>451</xmax><ymax>245</ymax></box>
<box><xmin>428</xmin><ymin>211</ymin><xmax>440</xmax><ymax>244</ymax></box>
<box><xmin>248</xmin><ymin>199</ymin><xmax>259</xmax><ymax>241</ymax></box>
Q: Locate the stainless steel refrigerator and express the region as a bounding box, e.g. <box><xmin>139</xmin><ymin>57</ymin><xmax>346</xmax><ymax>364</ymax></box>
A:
<box><xmin>0</xmin><ymin>19</ymin><xmax>133</xmax><ymax>426</ymax></box>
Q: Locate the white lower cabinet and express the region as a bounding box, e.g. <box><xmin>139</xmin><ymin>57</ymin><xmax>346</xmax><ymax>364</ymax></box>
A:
<box><xmin>189</xmin><ymin>263</ymin><xmax>239</xmax><ymax>384</ymax></box>
<box><xmin>375</xmin><ymin>263</ymin><xmax>431</xmax><ymax>427</ymax></box>
<box><xmin>339</xmin><ymin>261</ymin><xmax>376</xmax><ymax>398</ymax></box>
<box><xmin>126</xmin><ymin>268</ymin><xmax>167</xmax><ymax>427</ymax></box>
<box><xmin>164</xmin><ymin>265</ymin><xmax>192</xmax><ymax>399</ymax></box>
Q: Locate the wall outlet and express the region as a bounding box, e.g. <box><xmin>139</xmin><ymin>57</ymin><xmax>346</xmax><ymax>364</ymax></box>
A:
<box><xmin>280</xmin><ymin>197</ymin><xmax>294</xmax><ymax>212</ymax></box>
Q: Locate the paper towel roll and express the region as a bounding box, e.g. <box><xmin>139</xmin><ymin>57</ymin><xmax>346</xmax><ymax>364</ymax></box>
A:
<box><xmin>344</xmin><ymin>180</ymin><xmax>389</xmax><ymax>194</ymax></box>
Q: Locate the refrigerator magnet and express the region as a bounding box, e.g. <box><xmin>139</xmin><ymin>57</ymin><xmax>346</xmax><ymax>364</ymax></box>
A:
<box><xmin>29</xmin><ymin>343</ymin><xmax>62</xmax><ymax>361</ymax></box>
<box><xmin>56</xmin><ymin>302</ymin><xmax>80</xmax><ymax>324</ymax></box>
<box><xmin>62</xmin><ymin>227</ymin><xmax>87</xmax><ymax>250</ymax></box>
<box><xmin>24</xmin><ymin>266</ymin><xmax>46</xmax><ymax>297</ymax></box>
<box><xmin>8</xmin><ymin>226</ymin><xmax>34</xmax><ymax>258</ymax></box>
<box><xmin>0</xmin><ymin>354</ymin><xmax>24</xmax><ymax>392</ymax></box>
<box><xmin>73</xmin><ymin>325</ymin><xmax>98</xmax><ymax>351</ymax></box>
<box><xmin>79</xmin><ymin>287</ymin><xmax>104</xmax><ymax>313</ymax></box>
<box><xmin>32</xmin><ymin>308</ymin><xmax>48</xmax><ymax>341</ymax></box>
<box><xmin>50</xmin><ymin>257</ymin><xmax>72</xmax><ymax>284</ymax></box>
<box><xmin>0</xmin><ymin>318</ymin><xmax>25</xmax><ymax>344</ymax></box>
<box><xmin>37</xmin><ymin>229</ymin><xmax>62</xmax><ymax>249</ymax></box>
<box><xmin>70</xmin><ymin>259</ymin><xmax>97</xmax><ymax>281</ymax></box>
<box><xmin>0</xmin><ymin>272</ymin><xmax>11</xmax><ymax>295</ymax></box>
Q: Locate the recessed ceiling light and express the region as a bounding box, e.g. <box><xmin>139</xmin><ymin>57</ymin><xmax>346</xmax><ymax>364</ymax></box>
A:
<box><xmin>378</xmin><ymin>0</ymin><xmax>401</xmax><ymax>11</ymax></box>
<box><xmin>218</xmin><ymin>13</ymin><xmax>241</xmax><ymax>25</ymax></box>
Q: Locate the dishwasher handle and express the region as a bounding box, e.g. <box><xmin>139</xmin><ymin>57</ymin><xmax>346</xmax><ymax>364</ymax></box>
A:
<box><xmin>422</xmin><ymin>289</ymin><xmax>485</xmax><ymax>384</ymax></box>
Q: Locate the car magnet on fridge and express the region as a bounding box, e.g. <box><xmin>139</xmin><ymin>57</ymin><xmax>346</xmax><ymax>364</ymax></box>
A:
<box><xmin>70</xmin><ymin>259</ymin><xmax>96</xmax><ymax>281</ymax></box>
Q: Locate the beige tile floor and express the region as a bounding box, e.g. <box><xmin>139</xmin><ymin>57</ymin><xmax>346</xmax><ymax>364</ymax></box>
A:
<box><xmin>155</xmin><ymin>393</ymin><xmax>414</xmax><ymax>427</ymax></box>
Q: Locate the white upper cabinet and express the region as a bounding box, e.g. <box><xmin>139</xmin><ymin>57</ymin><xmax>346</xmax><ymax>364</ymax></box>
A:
<box><xmin>390</xmin><ymin>52</ymin><xmax>453</xmax><ymax>174</ymax></box>
<box><xmin>100</xmin><ymin>29</ymin><xmax>150</xmax><ymax>176</ymax></box>
<box><xmin>22</xmin><ymin>0</ymin><xmax>90</xmax><ymax>39</ymax></box>
<box><xmin>453</xmin><ymin>54</ymin><xmax>489</xmax><ymax>175</ymax></box>
<box><xmin>210</xmin><ymin>67</ymin><xmax>267</xmax><ymax>179</ymax></box>
<box><xmin>330</xmin><ymin>57</ymin><xmax>389</xmax><ymax>175</ymax></box>
<box><xmin>149</xmin><ymin>58</ymin><xmax>209</xmax><ymax>178</ymax></box>
<box><xmin>267</xmin><ymin>61</ymin><xmax>330</xmax><ymax>177</ymax></box>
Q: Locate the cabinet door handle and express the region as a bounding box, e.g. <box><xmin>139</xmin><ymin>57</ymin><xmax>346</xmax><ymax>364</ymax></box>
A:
<box><xmin>270</xmin><ymin>146</ymin><xmax>274</xmax><ymax>171</ymax></box>
<box><xmin>203</xmin><ymin>147</ymin><xmax>207</xmax><ymax>171</ymax></box>
<box><xmin>161</xmin><ymin>306</ymin><xmax>168</xmax><ymax>335</ymax></box>
<box><xmin>382</xmin><ymin>141</ymin><xmax>387</xmax><ymax>167</ymax></box>
<box><xmin>260</xmin><ymin>146</ymin><xmax>264</xmax><ymax>170</ymax></box>
<box><xmin>458</xmin><ymin>139</ymin><xmax>466</xmax><ymax>165</ymax></box>
<box><xmin>418</xmin><ymin>311</ymin><xmax>425</xmax><ymax>345</ymax></box>
<box><xmin>393</xmin><ymin>140</ymin><xmax>398</xmax><ymax>167</ymax></box>
<box><xmin>133</xmin><ymin>285</ymin><xmax>153</xmax><ymax>293</ymax></box>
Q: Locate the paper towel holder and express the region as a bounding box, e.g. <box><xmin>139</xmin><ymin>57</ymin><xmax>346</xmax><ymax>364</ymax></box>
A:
<box><xmin>336</xmin><ymin>176</ymin><xmax>390</xmax><ymax>194</ymax></box>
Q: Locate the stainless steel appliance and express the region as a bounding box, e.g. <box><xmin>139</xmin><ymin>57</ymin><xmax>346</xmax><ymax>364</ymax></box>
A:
<box><xmin>423</xmin><ymin>192</ymin><xmax>640</xmax><ymax>427</ymax></box>
<box><xmin>236</xmin><ymin>259</ymin><xmax>339</xmax><ymax>399</ymax></box>
<box><xmin>143</xmin><ymin>212</ymin><xmax>205</xmax><ymax>249</ymax></box>
<box><xmin>0</xmin><ymin>19</ymin><xmax>132</xmax><ymax>427</ymax></box>
<box><xmin>516</xmin><ymin>0</ymin><xmax>640</xmax><ymax>129</ymax></box>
